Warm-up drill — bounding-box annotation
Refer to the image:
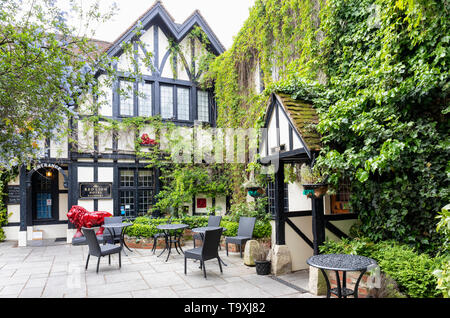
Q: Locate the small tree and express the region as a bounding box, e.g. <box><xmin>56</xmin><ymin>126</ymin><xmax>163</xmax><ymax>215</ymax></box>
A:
<box><xmin>0</xmin><ymin>0</ymin><xmax>116</xmax><ymax>170</ymax></box>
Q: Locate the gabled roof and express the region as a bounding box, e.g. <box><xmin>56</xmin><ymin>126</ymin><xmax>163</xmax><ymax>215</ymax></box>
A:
<box><xmin>272</xmin><ymin>93</ymin><xmax>322</xmax><ymax>152</ymax></box>
<box><xmin>104</xmin><ymin>0</ymin><xmax>225</xmax><ymax>57</ymax></box>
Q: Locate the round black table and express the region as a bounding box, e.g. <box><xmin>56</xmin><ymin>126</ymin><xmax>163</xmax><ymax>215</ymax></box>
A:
<box><xmin>191</xmin><ymin>226</ymin><xmax>228</xmax><ymax>266</ymax></box>
<box><xmin>306</xmin><ymin>254</ymin><xmax>377</xmax><ymax>298</ymax></box>
<box><xmin>102</xmin><ymin>223</ymin><xmax>133</xmax><ymax>256</ymax></box>
<box><xmin>156</xmin><ymin>223</ymin><xmax>189</xmax><ymax>262</ymax></box>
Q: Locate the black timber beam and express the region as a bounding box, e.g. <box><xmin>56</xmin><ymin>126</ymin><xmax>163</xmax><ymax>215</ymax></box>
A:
<box><xmin>274</xmin><ymin>162</ymin><xmax>285</xmax><ymax>245</ymax></box>
<box><xmin>285</xmin><ymin>218</ymin><xmax>314</xmax><ymax>249</ymax></box>
<box><xmin>325</xmin><ymin>221</ymin><xmax>350</xmax><ymax>240</ymax></box>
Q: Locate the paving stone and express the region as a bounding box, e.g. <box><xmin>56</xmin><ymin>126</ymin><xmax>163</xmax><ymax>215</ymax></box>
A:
<box><xmin>175</xmin><ymin>286</ymin><xmax>226</xmax><ymax>298</ymax></box>
<box><xmin>0</xmin><ymin>284</ymin><xmax>25</xmax><ymax>297</ymax></box>
<box><xmin>132</xmin><ymin>287</ymin><xmax>179</xmax><ymax>298</ymax></box>
<box><xmin>0</xmin><ymin>240</ymin><xmax>311</xmax><ymax>298</ymax></box>
<box><xmin>87</xmin><ymin>279</ymin><xmax>148</xmax><ymax>297</ymax></box>
<box><xmin>19</xmin><ymin>287</ymin><xmax>44</xmax><ymax>298</ymax></box>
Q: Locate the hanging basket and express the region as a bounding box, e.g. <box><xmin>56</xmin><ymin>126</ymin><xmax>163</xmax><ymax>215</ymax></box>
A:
<box><xmin>247</xmin><ymin>187</ymin><xmax>265</xmax><ymax>198</ymax></box>
<box><xmin>302</xmin><ymin>183</ymin><xmax>328</xmax><ymax>199</ymax></box>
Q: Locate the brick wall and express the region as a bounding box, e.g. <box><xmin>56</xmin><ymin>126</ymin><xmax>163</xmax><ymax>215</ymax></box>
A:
<box><xmin>327</xmin><ymin>271</ymin><xmax>372</xmax><ymax>298</ymax></box>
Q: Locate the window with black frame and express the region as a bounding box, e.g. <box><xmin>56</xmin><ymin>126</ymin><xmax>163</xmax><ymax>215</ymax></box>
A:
<box><xmin>119</xmin><ymin>168</ymin><xmax>155</xmax><ymax>217</ymax></box>
<box><xmin>267</xmin><ymin>181</ymin><xmax>289</xmax><ymax>215</ymax></box>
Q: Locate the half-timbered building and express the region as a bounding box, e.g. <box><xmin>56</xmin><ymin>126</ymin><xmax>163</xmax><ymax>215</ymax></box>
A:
<box><xmin>3</xmin><ymin>1</ymin><xmax>226</xmax><ymax>246</ymax></box>
<box><xmin>260</xmin><ymin>92</ymin><xmax>357</xmax><ymax>274</ymax></box>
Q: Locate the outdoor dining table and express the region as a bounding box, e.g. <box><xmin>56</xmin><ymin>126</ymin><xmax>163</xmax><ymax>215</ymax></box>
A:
<box><xmin>102</xmin><ymin>222</ymin><xmax>134</xmax><ymax>256</ymax></box>
<box><xmin>191</xmin><ymin>226</ymin><xmax>228</xmax><ymax>266</ymax></box>
<box><xmin>306</xmin><ymin>253</ymin><xmax>377</xmax><ymax>298</ymax></box>
<box><xmin>156</xmin><ymin>223</ymin><xmax>189</xmax><ymax>262</ymax></box>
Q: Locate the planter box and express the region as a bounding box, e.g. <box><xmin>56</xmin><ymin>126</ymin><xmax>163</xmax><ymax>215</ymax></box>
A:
<box><xmin>124</xmin><ymin>236</ymin><xmax>185</xmax><ymax>250</ymax></box>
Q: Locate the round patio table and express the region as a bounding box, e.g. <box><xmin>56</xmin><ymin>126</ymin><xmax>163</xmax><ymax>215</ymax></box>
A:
<box><xmin>306</xmin><ymin>254</ymin><xmax>377</xmax><ymax>298</ymax></box>
<box><xmin>156</xmin><ymin>223</ymin><xmax>189</xmax><ymax>262</ymax></box>
<box><xmin>191</xmin><ymin>226</ymin><xmax>228</xmax><ymax>266</ymax></box>
<box><xmin>102</xmin><ymin>222</ymin><xmax>133</xmax><ymax>256</ymax></box>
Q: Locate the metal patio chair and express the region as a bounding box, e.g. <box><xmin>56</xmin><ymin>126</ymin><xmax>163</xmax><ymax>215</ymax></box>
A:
<box><xmin>82</xmin><ymin>227</ymin><xmax>122</xmax><ymax>273</ymax></box>
<box><xmin>184</xmin><ymin>228</ymin><xmax>223</xmax><ymax>279</ymax></box>
<box><xmin>225</xmin><ymin>216</ymin><xmax>256</xmax><ymax>258</ymax></box>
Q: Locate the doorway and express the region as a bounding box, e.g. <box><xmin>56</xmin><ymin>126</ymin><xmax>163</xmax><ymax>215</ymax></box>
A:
<box><xmin>31</xmin><ymin>168</ymin><xmax>59</xmax><ymax>223</ymax></box>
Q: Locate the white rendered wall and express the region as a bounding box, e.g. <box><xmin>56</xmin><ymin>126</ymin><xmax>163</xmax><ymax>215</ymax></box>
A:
<box><xmin>97</xmin><ymin>167</ymin><xmax>114</xmax><ymax>214</ymax></box>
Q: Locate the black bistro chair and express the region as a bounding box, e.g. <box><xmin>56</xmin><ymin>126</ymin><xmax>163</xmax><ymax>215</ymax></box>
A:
<box><xmin>101</xmin><ymin>216</ymin><xmax>123</xmax><ymax>245</ymax></box>
<box><xmin>193</xmin><ymin>215</ymin><xmax>222</xmax><ymax>248</ymax></box>
<box><xmin>225</xmin><ymin>216</ymin><xmax>256</xmax><ymax>258</ymax></box>
<box><xmin>82</xmin><ymin>227</ymin><xmax>122</xmax><ymax>273</ymax></box>
<box><xmin>184</xmin><ymin>228</ymin><xmax>223</xmax><ymax>279</ymax></box>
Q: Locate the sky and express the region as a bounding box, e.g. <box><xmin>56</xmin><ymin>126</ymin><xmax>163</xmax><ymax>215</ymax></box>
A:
<box><xmin>59</xmin><ymin>0</ymin><xmax>256</xmax><ymax>50</ymax></box>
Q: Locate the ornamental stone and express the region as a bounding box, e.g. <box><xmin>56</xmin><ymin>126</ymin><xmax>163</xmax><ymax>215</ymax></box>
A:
<box><xmin>243</xmin><ymin>240</ymin><xmax>260</xmax><ymax>266</ymax></box>
<box><xmin>271</xmin><ymin>244</ymin><xmax>292</xmax><ymax>275</ymax></box>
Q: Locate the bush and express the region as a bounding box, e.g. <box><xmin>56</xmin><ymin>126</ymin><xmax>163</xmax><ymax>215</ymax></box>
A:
<box><xmin>125</xmin><ymin>215</ymin><xmax>271</xmax><ymax>240</ymax></box>
<box><xmin>320</xmin><ymin>238</ymin><xmax>445</xmax><ymax>298</ymax></box>
<box><xmin>433</xmin><ymin>204</ymin><xmax>450</xmax><ymax>297</ymax></box>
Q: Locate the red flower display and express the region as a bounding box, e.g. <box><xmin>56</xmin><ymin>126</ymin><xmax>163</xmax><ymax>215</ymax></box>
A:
<box><xmin>140</xmin><ymin>133</ymin><xmax>157</xmax><ymax>146</ymax></box>
<box><xmin>67</xmin><ymin>205</ymin><xmax>112</xmax><ymax>238</ymax></box>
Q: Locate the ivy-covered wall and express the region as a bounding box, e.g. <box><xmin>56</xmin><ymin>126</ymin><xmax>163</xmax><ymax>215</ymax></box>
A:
<box><xmin>204</xmin><ymin>0</ymin><xmax>449</xmax><ymax>253</ymax></box>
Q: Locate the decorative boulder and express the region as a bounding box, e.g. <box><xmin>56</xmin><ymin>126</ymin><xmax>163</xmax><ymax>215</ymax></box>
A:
<box><xmin>243</xmin><ymin>240</ymin><xmax>260</xmax><ymax>266</ymax></box>
<box><xmin>271</xmin><ymin>244</ymin><xmax>292</xmax><ymax>275</ymax></box>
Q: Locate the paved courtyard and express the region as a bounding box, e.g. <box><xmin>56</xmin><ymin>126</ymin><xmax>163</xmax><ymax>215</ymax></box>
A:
<box><xmin>0</xmin><ymin>239</ymin><xmax>319</xmax><ymax>298</ymax></box>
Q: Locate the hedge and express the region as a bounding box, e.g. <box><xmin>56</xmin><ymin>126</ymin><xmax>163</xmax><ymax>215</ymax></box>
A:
<box><xmin>125</xmin><ymin>215</ymin><xmax>271</xmax><ymax>240</ymax></box>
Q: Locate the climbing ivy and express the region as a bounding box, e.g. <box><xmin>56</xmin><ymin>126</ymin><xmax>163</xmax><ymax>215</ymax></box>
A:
<box><xmin>205</xmin><ymin>0</ymin><xmax>449</xmax><ymax>252</ymax></box>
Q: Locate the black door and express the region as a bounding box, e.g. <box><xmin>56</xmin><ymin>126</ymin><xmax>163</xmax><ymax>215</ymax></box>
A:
<box><xmin>31</xmin><ymin>168</ymin><xmax>59</xmax><ymax>223</ymax></box>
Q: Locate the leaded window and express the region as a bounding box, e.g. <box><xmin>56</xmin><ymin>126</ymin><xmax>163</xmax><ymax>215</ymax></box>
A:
<box><xmin>267</xmin><ymin>181</ymin><xmax>289</xmax><ymax>215</ymax></box>
<box><xmin>160</xmin><ymin>86</ymin><xmax>173</xmax><ymax>119</ymax></box>
<box><xmin>119</xmin><ymin>168</ymin><xmax>155</xmax><ymax>217</ymax></box>
<box><xmin>119</xmin><ymin>80</ymin><xmax>134</xmax><ymax>116</ymax></box>
<box><xmin>120</xmin><ymin>170</ymin><xmax>134</xmax><ymax>187</ymax></box>
<box><xmin>177</xmin><ymin>87</ymin><xmax>190</xmax><ymax>121</ymax></box>
<box><xmin>138</xmin><ymin>82</ymin><xmax>152</xmax><ymax>117</ymax></box>
<box><xmin>197</xmin><ymin>90</ymin><xmax>209</xmax><ymax>122</ymax></box>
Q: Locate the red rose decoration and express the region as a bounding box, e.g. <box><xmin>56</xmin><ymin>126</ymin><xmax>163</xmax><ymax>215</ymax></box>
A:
<box><xmin>141</xmin><ymin>133</ymin><xmax>157</xmax><ymax>145</ymax></box>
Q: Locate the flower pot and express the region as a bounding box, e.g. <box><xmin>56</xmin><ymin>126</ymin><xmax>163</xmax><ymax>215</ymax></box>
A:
<box><xmin>247</xmin><ymin>187</ymin><xmax>265</xmax><ymax>198</ymax></box>
<box><xmin>255</xmin><ymin>260</ymin><xmax>271</xmax><ymax>275</ymax></box>
<box><xmin>302</xmin><ymin>183</ymin><xmax>328</xmax><ymax>198</ymax></box>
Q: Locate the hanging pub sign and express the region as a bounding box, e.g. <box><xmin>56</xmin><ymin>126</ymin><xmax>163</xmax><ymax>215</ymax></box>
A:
<box><xmin>79</xmin><ymin>183</ymin><xmax>112</xmax><ymax>199</ymax></box>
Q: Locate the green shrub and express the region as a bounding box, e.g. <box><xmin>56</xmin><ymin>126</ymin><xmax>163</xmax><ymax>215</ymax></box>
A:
<box><xmin>125</xmin><ymin>215</ymin><xmax>271</xmax><ymax>240</ymax></box>
<box><xmin>320</xmin><ymin>238</ymin><xmax>444</xmax><ymax>298</ymax></box>
<box><xmin>432</xmin><ymin>204</ymin><xmax>450</xmax><ymax>297</ymax></box>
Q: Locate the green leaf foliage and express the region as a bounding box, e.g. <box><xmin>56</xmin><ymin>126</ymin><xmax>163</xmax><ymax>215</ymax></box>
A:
<box><xmin>125</xmin><ymin>215</ymin><xmax>271</xmax><ymax>240</ymax></box>
<box><xmin>320</xmin><ymin>238</ymin><xmax>446</xmax><ymax>298</ymax></box>
<box><xmin>205</xmin><ymin>0</ymin><xmax>449</xmax><ymax>252</ymax></box>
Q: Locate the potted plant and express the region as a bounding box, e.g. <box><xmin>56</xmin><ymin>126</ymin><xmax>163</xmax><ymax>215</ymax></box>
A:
<box><xmin>299</xmin><ymin>163</ymin><xmax>328</xmax><ymax>198</ymax></box>
<box><xmin>254</xmin><ymin>243</ymin><xmax>271</xmax><ymax>275</ymax></box>
<box><xmin>243</xmin><ymin>171</ymin><xmax>265</xmax><ymax>198</ymax></box>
